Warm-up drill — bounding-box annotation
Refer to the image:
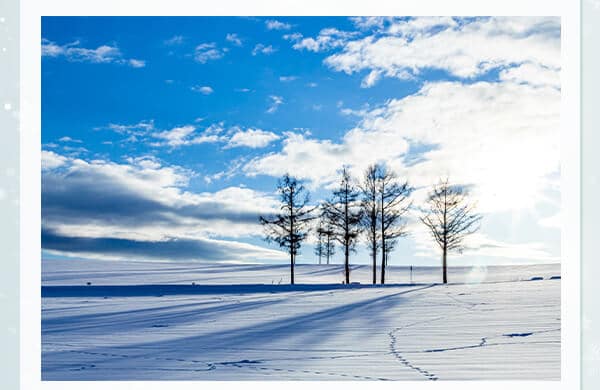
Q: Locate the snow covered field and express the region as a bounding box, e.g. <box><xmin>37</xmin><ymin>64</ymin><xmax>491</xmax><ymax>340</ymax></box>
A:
<box><xmin>42</xmin><ymin>260</ymin><xmax>561</xmax><ymax>380</ymax></box>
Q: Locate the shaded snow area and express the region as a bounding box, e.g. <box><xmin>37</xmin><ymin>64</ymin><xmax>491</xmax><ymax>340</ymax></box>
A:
<box><xmin>42</xmin><ymin>261</ymin><xmax>560</xmax><ymax>380</ymax></box>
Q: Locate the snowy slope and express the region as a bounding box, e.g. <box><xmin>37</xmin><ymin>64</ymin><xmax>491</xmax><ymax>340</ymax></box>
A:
<box><xmin>41</xmin><ymin>261</ymin><xmax>560</xmax><ymax>380</ymax></box>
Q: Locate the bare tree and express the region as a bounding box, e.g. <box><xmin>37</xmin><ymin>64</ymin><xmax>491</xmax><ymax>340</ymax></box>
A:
<box><xmin>420</xmin><ymin>178</ymin><xmax>482</xmax><ymax>284</ymax></box>
<box><xmin>323</xmin><ymin>167</ymin><xmax>362</xmax><ymax>284</ymax></box>
<box><xmin>315</xmin><ymin>215</ymin><xmax>336</xmax><ymax>265</ymax></box>
<box><xmin>359</xmin><ymin>164</ymin><xmax>380</xmax><ymax>285</ymax></box>
<box><xmin>260</xmin><ymin>174</ymin><xmax>315</xmax><ymax>285</ymax></box>
<box><xmin>377</xmin><ymin>165</ymin><xmax>412</xmax><ymax>284</ymax></box>
<box><xmin>314</xmin><ymin>225</ymin><xmax>324</xmax><ymax>265</ymax></box>
<box><xmin>322</xmin><ymin>224</ymin><xmax>336</xmax><ymax>265</ymax></box>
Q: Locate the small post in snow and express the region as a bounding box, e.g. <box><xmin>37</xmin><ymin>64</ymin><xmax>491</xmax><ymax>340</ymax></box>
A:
<box><xmin>410</xmin><ymin>265</ymin><xmax>413</xmax><ymax>285</ymax></box>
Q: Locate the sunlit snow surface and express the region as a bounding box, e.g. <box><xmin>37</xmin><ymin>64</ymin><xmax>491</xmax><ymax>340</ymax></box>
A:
<box><xmin>42</xmin><ymin>261</ymin><xmax>560</xmax><ymax>380</ymax></box>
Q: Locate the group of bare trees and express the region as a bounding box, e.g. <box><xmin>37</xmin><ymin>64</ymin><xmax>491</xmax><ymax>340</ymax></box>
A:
<box><xmin>260</xmin><ymin>167</ymin><xmax>481</xmax><ymax>286</ymax></box>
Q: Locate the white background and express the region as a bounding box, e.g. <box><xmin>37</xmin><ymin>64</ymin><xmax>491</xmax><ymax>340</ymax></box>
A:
<box><xmin>20</xmin><ymin>1</ymin><xmax>581</xmax><ymax>389</ymax></box>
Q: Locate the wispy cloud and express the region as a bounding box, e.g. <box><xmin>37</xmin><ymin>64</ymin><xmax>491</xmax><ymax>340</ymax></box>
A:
<box><xmin>151</xmin><ymin>124</ymin><xmax>224</xmax><ymax>148</ymax></box>
<box><xmin>128</xmin><ymin>59</ymin><xmax>146</xmax><ymax>68</ymax></box>
<box><xmin>279</xmin><ymin>75</ymin><xmax>298</xmax><ymax>82</ymax></box>
<box><xmin>225</xmin><ymin>128</ymin><xmax>280</xmax><ymax>149</ymax></box>
<box><xmin>191</xmin><ymin>85</ymin><xmax>214</xmax><ymax>95</ymax></box>
<box><xmin>226</xmin><ymin>33</ymin><xmax>243</xmax><ymax>46</ymax></box>
<box><xmin>194</xmin><ymin>42</ymin><xmax>225</xmax><ymax>63</ymax></box>
<box><xmin>252</xmin><ymin>43</ymin><xmax>276</xmax><ymax>56</ymax></box>
<box><xmin>58</xmin><ymin>136</ymin><xmax>82</xmax><ymax>143</ymax></box>
<box><xmin>265</xmin><ymin>19</ymin><xmax>291</xmax><ymax>30</ymax></box>
<box><xmin>287</xmin><ymin>28</ymin><xmax>358</xmax><ymax>52</ymax></box>
<box><xmin>42</xmin><ymin>39</ymin><xmax>145</xmax><ymax>68</ymax></box>
<box><xmin>164</xmin><ymin>35</ymin><xmax>185</xmax><ymax>46</ymax></box>
<box><xmin>266</xmin><ymin>95</ymin><xmax>284</xmax><ymax>113</ymax></box>
<box><xmin>104</xmin><ymin>120</ymin><xmax>155</xmax><ymax>136</ymax></box>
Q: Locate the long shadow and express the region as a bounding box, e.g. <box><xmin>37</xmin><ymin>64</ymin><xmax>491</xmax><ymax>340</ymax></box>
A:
<box><xmin>43</xmin><ymin>285</ymin><xmax>434</xmax><ymax>371</ymax></box>
<box><xmin>42</xmin><ymin>283</ymin><xmax>427</xmax><ymax>298</ymax></box>
<box><xmin>42</xmin><ymin>297</ymin><xmax>281</xmax><ymax>335</ymax></box>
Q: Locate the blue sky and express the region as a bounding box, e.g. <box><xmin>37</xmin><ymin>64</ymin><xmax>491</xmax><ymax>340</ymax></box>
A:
<box><xmin>41</xmin><ymin>16</ymin><xmax>561</xmax><ymax>266</ymax></box>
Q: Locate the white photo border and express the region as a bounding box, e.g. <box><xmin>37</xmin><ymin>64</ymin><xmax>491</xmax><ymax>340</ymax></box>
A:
<box><xmin>20</xmin><ymin>1</ymin><xmax>581</xmax><ymax>389</ymax></box>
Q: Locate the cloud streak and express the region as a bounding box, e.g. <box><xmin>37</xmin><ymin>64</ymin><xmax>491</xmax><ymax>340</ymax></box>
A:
<box><xmin>42</xmin><ymin>39</ymin><xmax>145</xmax><ymax>67</ymax></box>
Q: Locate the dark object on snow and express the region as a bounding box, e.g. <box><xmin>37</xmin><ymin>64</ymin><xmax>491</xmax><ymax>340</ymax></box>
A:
<box><xmin>86</xmin><ymin>282</ymin><xmax>92</xmax><ymax>286</ymax></box>
<box><xmin>530</xmin><ymin>276</ymin><xmax>543</xmax><ymax>281</ymax></box>
<box><xmin>550</xmin><ymin>275</ymin><xmax>561</xmax><ymax>280</ymax></box>
<box><xmin>504</xmin><ymin>332</ymin><xmax>533</xmax><ymax>337</ymax></box>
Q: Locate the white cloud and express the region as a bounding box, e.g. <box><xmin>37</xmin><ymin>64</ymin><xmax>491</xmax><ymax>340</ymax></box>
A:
<box><xmin>279</xmin><ymin>75</ymin><xmax>298</xmax><ymax>82</ymax></box>
<box><xmin>283</xmin><ymin>32</ymin><xmax>303</xmax><ymax>41</ymax></box>
<box><xmin>306</xmin><ymin>82</ymin><xmax>318</xmax><ymax>88</ymax></box>
<box><xmin>360</xmin><ymin>70</ymin><xmax>382</xmax><ymax>88</ymax></box>
<box><xmin>290</xmin><ymin>28</ymin><xmax>358</xmax><ymax>52</ymax></box>
<box><xmin>499</xmin><ymin>62</ymin><xmax>561</xmax><ymax>89</ymax></box>
<box><xmin>58</xmin><ymin>136</ymin><xmax>82</xmax><ymax>143</ymax></box>
<box><xmin>266</xmin><ymin>95</ymin><xmax>284</xmax><ymax>113</ymax></box>
<box><xmin>151</xmin><ymin>124</ymin><xmax>224</xmax><ymax>148</ymax></box>
<box><xmin>105</xmin><ymin>120</ymin><xmax>155</xmax><ymax>136</ymax></box>
<box><xmin>226</xmin><ymin>33</ymin><xmax>243</xmax><ymax>46</ymax></box>
<box><xmin>324</xmin><ymin>17</ymin><xmax>560</xmax><ymax>87</ymax></box>
<box><xmin>194</xmin><ymin>42</ymin><xmax>224</xmax><ymax>63</ymax></box>
<box><xmin>42</xmin><ymin>150</ymin><xmax>67</xmax><ymax>170</ymax></box>
<box><xmin>252</xmin><ymin>43</ymin><xmax>276</xmax><ymax>56</ymax></box>
<box><xmin>191</xmin><ymin>85</ymin><xmax>214</xmax><ymax>95</ymax></box>
<box><xmin>128</xmin><ymin>59</ymin><xmax>146</xmax><ymax>68</ymax></box>
<box><xmin>355</xmin><ymin>81</ymin><xmax>559</xmax><ymax>214</ymax></box>
<box><xmin>164</xmin><ymin>35</ymin><xmax>184</xmax><ymax>46</ymax></box>
<box><xmin>244</xmin><ymin>127</ymin><xmax>409</xmax><ymax>189</ymax></box>
<box><xmin>152</xmin><ymin>125</ymin><xmax>196</xmax><ymax>147</ymax></box>
<box><xmin>41</xmin><ymin>39</ymin><xmax>145</xmax><ymax>68</ymax></box>
<box><xmin>386</xmin><ymin>16</ymin><xmax>458</xmax><ymax>37</ymax></box>
<box><xmin>265</xmin><ymin>19</ymin><xmax>291</xmax><ymax>30</ymax></box>
<box><xmin>349</xmin><ymin>16</ymin><xmax>390</xmax><ymax>31</ymax></box>
<box><xmin>226</xmin><ymin>128</ymin><xmax>280</xmax><ymax>149</ymax></box>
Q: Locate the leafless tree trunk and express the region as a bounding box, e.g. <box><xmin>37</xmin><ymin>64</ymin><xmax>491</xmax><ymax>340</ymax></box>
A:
<box><xmin>377</xmin><ymin>165</ymin><xmax>412</xmax><ymax>284</ymax></box>
<box><xmin>360</xmin><ymin>164</ymin><xmax>380</xmax><ymax>285</ymax></box>
<box><xmin>316</xmin><ymin>214</ymin><xmax>335</xmax><ymax>266</ymax></box>
<box><xmin>420</xmin><ymin>177</ymin><xmax>482</xmax><ymax>284</ymax></box>
<box><xmin>325</xmin><ymin>233</ymin><xmax>334</xmax><ymax>265</ymax></box>
<box><xmin>323</xmin><ymin>167</ymin><xmax>362</xmax><ymax>284</ymax></box>
<box><xmin>315</xmin><ymin>221</ymin><xmax>324</xmax><ymax>265</ymax></box>
<box><xmin>260</xmin><ymin>174</ymin><xmax>316</xmax><ymax>285</ymax></box>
